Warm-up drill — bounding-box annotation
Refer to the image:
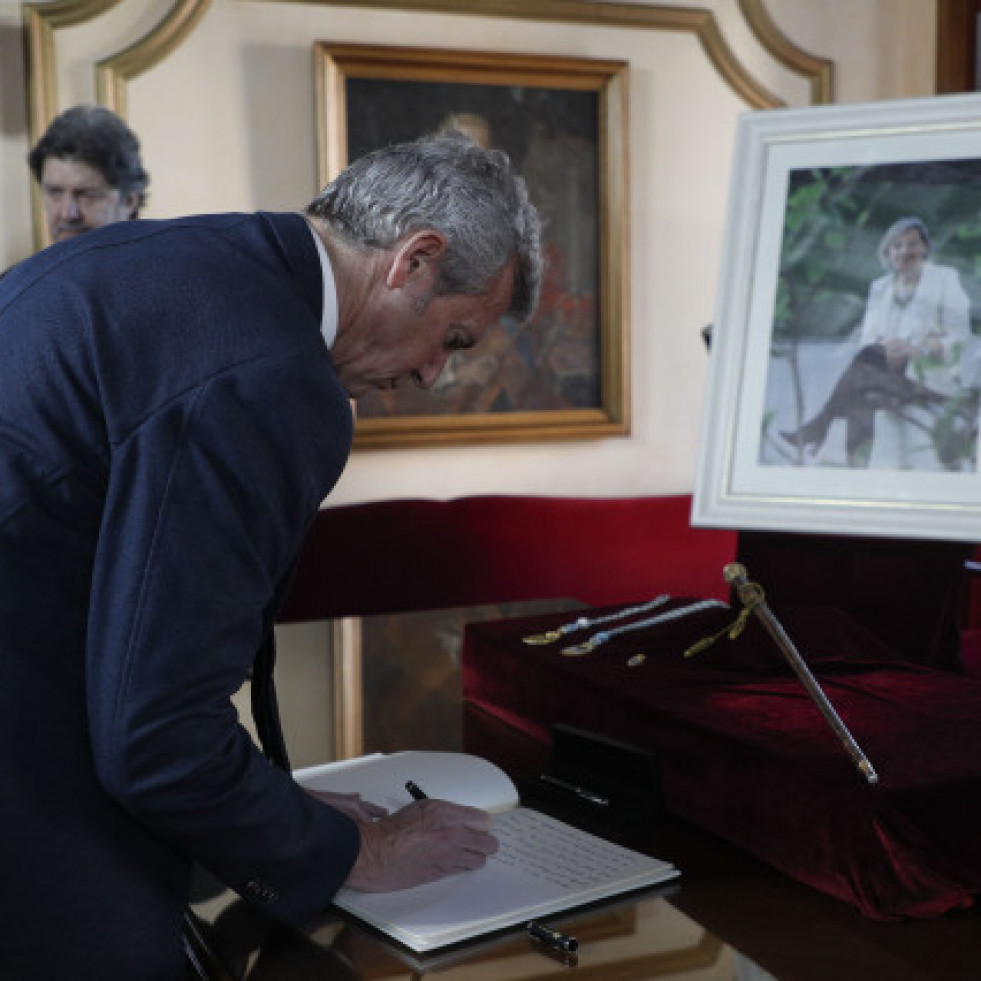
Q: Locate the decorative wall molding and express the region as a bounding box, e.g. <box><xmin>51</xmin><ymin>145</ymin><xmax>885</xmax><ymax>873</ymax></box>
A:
<box><xmin>737</xmin><ymin>0</ymin><xmax>834</xmax><ymax>103</ymax></box>
<box><xmin>22</xmin><ymin>0</ymin><xmax>798</xmax><ymax>248</ymax></box>
<box><xmin>23</xmin><ymin>0</ymin><xmax>121</xmax><ymax>137</ymax></box>
<box><xmin>250</xmin><ymin>0</ymin><xmax>786</xmax><ymax>111</ymax></box>
<box><xmin>95</xmin><ymin>0</ymin><xmax>211</xmax><ymax>115</ymax></box>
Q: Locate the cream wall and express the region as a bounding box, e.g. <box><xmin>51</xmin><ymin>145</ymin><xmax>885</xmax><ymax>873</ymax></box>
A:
<box><xmin>0</xmin><ymin>0</ymin><xmax>938</xmax><ymax>508</ymax></box>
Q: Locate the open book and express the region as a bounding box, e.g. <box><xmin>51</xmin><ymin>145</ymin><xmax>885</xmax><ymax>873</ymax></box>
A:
<box><xmin>294</xmin><ymin>750</ymin><xmax>680</xmax><ymax>953</ymax></box>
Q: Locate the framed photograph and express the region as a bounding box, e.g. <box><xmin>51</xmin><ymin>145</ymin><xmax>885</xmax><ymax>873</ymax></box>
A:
<box><xmin>314</xmin><ymin>44</ymin><xmax>629</xmax><ymax>449</ymax></box>
<box><xmin>693</xmin><ymin>92</ymin><xmax>981</xmax><ymax>542</ymax></box>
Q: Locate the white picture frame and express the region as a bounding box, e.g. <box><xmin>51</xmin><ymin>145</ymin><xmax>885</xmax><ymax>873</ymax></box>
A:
<box><xmin>693</xmin><ymin>92</ymin><xmax>981</xmax><ymax>543</ymax></box>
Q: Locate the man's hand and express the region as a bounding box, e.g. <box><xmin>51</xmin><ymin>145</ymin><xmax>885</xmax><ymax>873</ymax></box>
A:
<box><xmin>344</xmin><ymin>799</ymin><xmax>497</xmax><ymax>893</ymax></box>
<box><xmin>304</xmin><ymin>788</ymin><xmax>389</xmax><ymax>825</ymax></box>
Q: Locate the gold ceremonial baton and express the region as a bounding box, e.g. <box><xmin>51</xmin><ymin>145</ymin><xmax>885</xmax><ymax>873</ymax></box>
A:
<box><xmin>724</xmin><ymin>563</ymin><xmax>879</xmax><ymax>785</ymax></box>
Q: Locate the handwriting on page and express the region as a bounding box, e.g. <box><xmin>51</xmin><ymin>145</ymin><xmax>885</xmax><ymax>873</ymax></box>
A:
<box><xmin>490</xmin><ymin>808</ymin><xmax>640</xmax><ymax>891</ymax></box>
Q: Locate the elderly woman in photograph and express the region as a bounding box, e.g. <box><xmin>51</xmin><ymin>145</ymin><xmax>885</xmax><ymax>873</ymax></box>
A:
<box><xmin>783</xmin><ymin>216</ymin><xmax>971</xmax><ymax>470</ymax></box>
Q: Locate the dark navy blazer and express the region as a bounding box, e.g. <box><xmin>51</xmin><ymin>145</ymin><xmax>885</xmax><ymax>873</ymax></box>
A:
<box><xmin>0</xmin><ymin>213</ymin><xmax>359</xmax><ymax>979</ymax></box>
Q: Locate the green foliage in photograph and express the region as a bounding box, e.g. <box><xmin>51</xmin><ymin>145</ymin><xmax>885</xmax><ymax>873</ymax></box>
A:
<box><xmin>774</xmin><ymin>160</ymin><xmax>981</xmax><ymax>347</ymax></box>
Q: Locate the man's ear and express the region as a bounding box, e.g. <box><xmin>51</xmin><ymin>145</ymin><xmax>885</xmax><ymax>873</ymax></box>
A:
<box><xmin>386</xmin><ymin>229</ymin><xmax>446</xmax><ymax>290</ymax></box>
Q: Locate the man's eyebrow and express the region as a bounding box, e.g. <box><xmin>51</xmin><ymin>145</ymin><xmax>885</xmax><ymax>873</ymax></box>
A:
<box><xmin>42</xmin><ymin>183</ymin><xmax>106</xmax><ymax>193</ymax></box>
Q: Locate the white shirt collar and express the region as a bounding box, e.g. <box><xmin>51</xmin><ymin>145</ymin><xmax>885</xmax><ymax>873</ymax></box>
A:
<box><xmin>307</xmin><ymin>221</ymin><xmax>338</xmax><ymax>349</ymax></box>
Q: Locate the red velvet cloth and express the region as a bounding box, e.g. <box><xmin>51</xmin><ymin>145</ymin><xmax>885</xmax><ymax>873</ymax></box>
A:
<box><xmin>462</xmin><ymin>600</ymin><xmax>981</xmax><ymax>920</ymax></box>
<box><xmin>278</xmin><ymin>495</ymin><xmax>736</xmax><ymax>621</ymax></box>
<box><xmin>736</xmin><ymin>531</ymin><xmax>974</xmax><ymax>671</ymax></box>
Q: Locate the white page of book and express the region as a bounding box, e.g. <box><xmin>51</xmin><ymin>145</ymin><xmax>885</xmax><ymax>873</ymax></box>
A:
<box><xmin>294</xmin><ymin>750</ymin><xmax>519</xmax><ymax>814</ymax></box>
<box><xmin>334</xmin><ymin>806</ymin><xmax>678</xmax><ymax>951</ymax></box>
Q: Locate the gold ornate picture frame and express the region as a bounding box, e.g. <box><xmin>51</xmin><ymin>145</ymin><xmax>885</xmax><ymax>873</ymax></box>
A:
<box><xmin>693</xmin><ymin>92</ymin><xmax>981</xmax><ymax>543</ymax></box>
<box><xmin>315</xmin><ymin>43</ymin><xmax>630</xmax><ymax>449</ymax></box>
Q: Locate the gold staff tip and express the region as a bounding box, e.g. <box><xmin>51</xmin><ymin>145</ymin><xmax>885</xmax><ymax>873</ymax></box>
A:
<box><xmin>858</xmin><ymin>760</ymin><xmax>879</xmax><ymax>785</ymax></box>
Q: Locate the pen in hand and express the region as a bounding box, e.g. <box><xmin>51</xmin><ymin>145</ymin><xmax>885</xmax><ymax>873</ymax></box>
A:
<box><xmin>405</xmin><ymin>780</ymin><xmax>428</xmax><ymax>801</ymax></box>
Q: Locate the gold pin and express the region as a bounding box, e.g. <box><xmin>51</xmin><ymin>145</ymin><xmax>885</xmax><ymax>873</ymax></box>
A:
<box><xmin>522</xmin><ymin>629</ymin><xmax>562</xmax><ymax>645</ymax></box>
<box><xmin>561</xmin><ymin>641</ymin><xmax>596</xmax><ymax>657</ymax></box>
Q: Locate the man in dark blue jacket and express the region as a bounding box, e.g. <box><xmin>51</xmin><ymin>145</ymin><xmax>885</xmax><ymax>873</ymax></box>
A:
<box><xmin>0</xmin><ymin>132</ymin><xmax>541</xmax><ymax>979</ymax></box>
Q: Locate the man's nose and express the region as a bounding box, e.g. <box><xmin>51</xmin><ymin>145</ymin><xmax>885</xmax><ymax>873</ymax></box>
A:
<box><xmin>60</xmin><ymin>195</ymin><xmax>81</xmax><ymax>221</ymax></box>
<box><xmin>413</xmin><ymin>352</ymin><xmax>450</xmax><ymax>390</ymax></box>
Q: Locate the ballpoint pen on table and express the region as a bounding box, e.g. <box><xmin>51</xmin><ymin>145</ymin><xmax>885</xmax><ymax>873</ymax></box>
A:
<box><xmin>527</xmin><ymin>920</ymin><xmax>578</xmax><ymax>953</ymax></box>
<box><xmin>538</xmin><ymin>773</ymin><xmax>610</xmax><ymax>807</ymax></box>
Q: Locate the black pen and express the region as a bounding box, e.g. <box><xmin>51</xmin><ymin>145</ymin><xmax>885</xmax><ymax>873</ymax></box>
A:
<box><xmin>405</xmin><ymin>779</ymin><xmax>428</xmax><ymax>801</ymax></box>
<box><xmin>527</xmin><ymin>919</ymin><xmax>578</xmax><ymax>953</ymax></box>
<box><xmin>538</xmin><ymin>773</ymin><xmax>610</xmax><ymax>807</ymax></box>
